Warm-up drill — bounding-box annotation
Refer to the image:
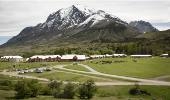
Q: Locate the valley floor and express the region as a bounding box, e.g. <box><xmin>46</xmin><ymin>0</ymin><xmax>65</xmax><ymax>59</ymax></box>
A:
<box><xmin>0</xmin><ymin>57</ymin><xmax>170</xmax><ymax>99</ymax></box>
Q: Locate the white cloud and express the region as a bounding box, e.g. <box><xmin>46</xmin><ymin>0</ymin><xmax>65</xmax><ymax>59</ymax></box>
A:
<box><xmin>0</xmin><ymin>0</ymin><xmax>169</xmax><ymax>36</ymax></box>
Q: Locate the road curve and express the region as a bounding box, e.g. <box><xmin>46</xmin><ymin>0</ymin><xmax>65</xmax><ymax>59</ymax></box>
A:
<box><xmin>56</xmin><ymin>64</ymin><xmax>170</xmax><ymax>86</ymax></box>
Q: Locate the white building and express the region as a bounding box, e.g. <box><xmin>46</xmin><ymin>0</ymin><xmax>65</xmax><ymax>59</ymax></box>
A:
<box><xmin>130</xmin><ymin>55</ymin><xmax>152</xmax><ymax>58</ymax></box>
<box><xmin>0</xmin><ymin>56</ymin><xmax>23</xmax><ymax>62</ymax></box>
<box><xmin>113</xmin><ymin>54</ymin><xmax>127</xmax><ymax>57</ymax></box>
<box><xmin>61</xmin><ymin>54</ymin><xmax>86</xmax><ymax>61</ymax></box>
<box><xmin>105</xmin><ymin>54</ymin><xmax>113</xmax><ymax>57</ymax></box>
<box><xmin>28</xmin><ymin>55</ymin><xmax>61</xmax><ymax>62</ymax></box>
<box><xmin>160</xmin><ymin>54</ymin><xmax>169</xmax><ymax>58</ymax></box>
<box><xmin>90</xmin><ymin>55</ymin><xmax>105</xmax><ymax>59</ymax></box>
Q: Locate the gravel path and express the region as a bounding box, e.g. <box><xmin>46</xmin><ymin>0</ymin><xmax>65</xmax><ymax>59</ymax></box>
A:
<box><xmin>55</xmin><ymin>64</ymin><xmax>170</xmax><ymax>86</ymax></box>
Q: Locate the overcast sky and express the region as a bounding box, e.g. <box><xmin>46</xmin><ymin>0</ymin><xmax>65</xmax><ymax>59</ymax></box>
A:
<box><xmin>0</xmin><ymin>0</ymin><xmax>170</xmax><ymax>36</ymax></box>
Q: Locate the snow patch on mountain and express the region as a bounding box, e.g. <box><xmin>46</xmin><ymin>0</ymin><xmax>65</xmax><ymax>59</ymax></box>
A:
<box><xmin>38</xmin><ymin>5</ymin><xmax>127</xmax><ymax>31</ymax></box>
<box><xmin>78</xmin><ymin>14</ymin><xmax>106</xmax><ymax>27</ymax></box>
<box><xmin>73</xmin><ymin>5</ymin><xmax>94</xmax><ymax>16</ymax></box>
<box><xmin>59</xmin><ymin>6</ymin><xmax>73</xmax><ymax>19</ymax></box>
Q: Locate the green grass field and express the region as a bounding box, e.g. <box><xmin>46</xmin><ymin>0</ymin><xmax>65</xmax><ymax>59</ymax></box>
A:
<box><xmin>154</xmin><ymin>77</ymin><xmax>170</xmax><ymax>82</ymax></box>
<box><xmin>83</xmin><ymin>57</ymin><xmax>170</xmax><ymax>78</ymax></box>
<box><xmin>64</xmin><ymin>64</ymin><xmax>90</xmax><ymax>72</ymax></box>
<box><xmin>1</xmin><ymin>58</ymin><xmax>170</xmax><ymax>100</ymax></box>
<box><xmin>26</xmin><ymin>70</ymin><xmax>110</xmax><ymax>82</ymax></box>
<box><xmin>0</xmin><ymin>62</ymin><xmax>71</xmax><ymax>70</ymax></box>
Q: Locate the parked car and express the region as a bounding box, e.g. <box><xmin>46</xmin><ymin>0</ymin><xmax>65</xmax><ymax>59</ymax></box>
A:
<box><xmin>18</xmin><ymin>71</ymin><xmax>24</xmax><ymax>74</ymax></box>
<box><xmin>46</xmin><ymin>68</ymin><xmax>52</xmax><ymax>71</ymax></box>
<box><xmin>24</xmin><ymin>70</ymin><xmax>29</xmax><ymax>73</ymax></box>
<box><xmin>35</xmin><ymin>68</ymin><xmax>43</xmax><ymax>73</ymax></box>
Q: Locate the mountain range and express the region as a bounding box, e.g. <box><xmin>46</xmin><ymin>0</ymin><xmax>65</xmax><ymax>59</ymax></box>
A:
<box><xmin>0</xmin><ymin>5</ymin><xmax>169</xmax><ymax>55</ymax></box>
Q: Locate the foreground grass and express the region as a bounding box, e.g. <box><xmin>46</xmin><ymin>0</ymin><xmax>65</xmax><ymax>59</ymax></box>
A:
<box><xmin>83</xmin><ymin>57</ymin><xmax>170</xmax><ymax>78</ymax></box>
<box><xmin>0</xmin><ymin>90</ymin><xmax>15</xmax><ymax>100</ymax></box>
<box><xmin>1</xmin><ymin>85</ymin><xmax>170</xmax><ymax>100</ymax></box>
<box><xmin>97</xmin><ymin>85</ymin><xmax>170</xmax><ymax>100</ymax></box>
<box><xmin>0</xmin><ymin>75</ymin><xmax>170</xmax><ymax>100</ymax></box>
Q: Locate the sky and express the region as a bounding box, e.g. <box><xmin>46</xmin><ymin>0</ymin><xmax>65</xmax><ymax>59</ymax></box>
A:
<box><xmin>0</xmin><ymin>0</ymin><xmax>170</xmax><ymax>36</ymax></box>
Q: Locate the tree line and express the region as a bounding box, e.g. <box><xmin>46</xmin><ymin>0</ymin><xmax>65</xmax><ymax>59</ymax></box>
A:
<box><xmin>22</xmin><ymin>42</ymin><xmax>170</xmax><ymax>58</ymax></box>
<box><xmin>15</xmin><ymin>79</ymin><xmax>97</xmax><ymax>99</ymax></box>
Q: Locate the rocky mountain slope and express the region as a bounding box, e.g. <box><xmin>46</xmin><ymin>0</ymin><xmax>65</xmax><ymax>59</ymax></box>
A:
<box><xmin>129</xmin><ymin>20</ymin><xmax>158</xmax><ymax>33</ymax></box>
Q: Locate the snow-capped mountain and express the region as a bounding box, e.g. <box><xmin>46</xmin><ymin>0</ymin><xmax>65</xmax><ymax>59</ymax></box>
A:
<box><xmin>38</xmin><ymin>5</ymin><xmax>126</xmax><ymax>31</ymax></box>
<box><xmin>4</xmin><ymin>5</ymin><xmax>139</xmax><ymax>46</ymax></box>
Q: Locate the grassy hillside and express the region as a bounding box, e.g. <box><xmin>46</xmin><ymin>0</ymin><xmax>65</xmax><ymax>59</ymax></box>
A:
<box><xmin>0</xmin><ymin>29</ymin><xmax>169</xmax><ymax>56</ymax></box>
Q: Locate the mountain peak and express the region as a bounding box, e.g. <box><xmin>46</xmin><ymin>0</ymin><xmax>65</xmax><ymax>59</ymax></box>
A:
<box><xmin>4</xmin><ymin>5</ymin><xmax>134</xmax><ymax>47</ymax></box>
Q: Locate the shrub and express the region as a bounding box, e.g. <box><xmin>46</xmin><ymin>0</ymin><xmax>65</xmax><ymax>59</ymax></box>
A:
<box><xmin>78</xmin><ymin>79</ymin><xmax>97</xmax><ymax>99</ymax></box>
<box><xmin>14</xmin><ymin>79</ymin><xmax>40</xmax><ymax>99</ymax></box>
<box><xmin>129</xmin><ymin>84</ymin><xmax>151</xmax><ymax>96</ymax></box>
<box><xmin>62</xmin><ymin>82</ymin><xmax>76</xmax><ymax>99</ymax></box>
<box><xmin>0</xmin><ymin>80</ymin><xmax>13</xmax><ymax>89</ymax></box>
<box><xmin>27</xmin><ymin>80</ymin><xmax>40</xmax><ymax>97</ymax></box>
<box><xmin>48</xmin><ymin>80</ymin><xmax>63</xmax><ymax>98</ymax></box>
<box><xmin>40</xmin><ymin>85</ymin><xmax>52</xmax><ymax>95</ymax></box>
<box><xmin>15</xmin><ymin>80</ymin><xmax>31</xmax><ymax>99</ymax></box>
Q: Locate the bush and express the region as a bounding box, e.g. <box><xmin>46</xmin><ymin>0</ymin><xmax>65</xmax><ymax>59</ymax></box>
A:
<box><xmin>15</xmin><ymin>79</ymin><xmax>40</xmax><ymax>99</ymax></box>
<box><xmin>27</xmin><ymin>80</ymin><xmax>40</xmax><ymax>97</ymax></box>
<box><xmin>62</xmin><ymin>82</ymin><xmax>76</xmax><ymax>99</ymax></box>
<box><xmin>129</xmin><ymin>84</ymin><xmax>151</xmax><ymax>96</ymax></box>
<box><xmin>15</xmin><ymin>80</ymin><xmax>31</xmax><ymax>99</ymax></box>
<box><xmin>40</xmin><ymin>85</ymin><xmax>52</xmax><ymax>95</ymax></box>
<box><xmin>48</xmin><ymin>80</ymin><xmax>63</xmax><ymax>98</ymax></box>
<box><xmin>78</xmin><ymin>79</ymin><xmax>97</xmax><ymax>99</ymax></box>
<box><xmin>0</xmin><ymin>80</ymin><xmax>13</xmax><ymax>89</ymax></box>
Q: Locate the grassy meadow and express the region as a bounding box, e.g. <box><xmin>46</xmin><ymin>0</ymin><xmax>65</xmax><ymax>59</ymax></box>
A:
<box><xmin>0</xmin><ymin>57</ymin><xmax>170</xmax><ymax>99</ymax></box>
<box><xmin>0</xmin><ymin>62</ymin><xmax>71</xmax><ymax>71</ymax></box>
<box><xmin>25</xmin><ymin>70</ymin><xmax>112</xmax><ymax>82</ymax></box>
<box><xmin>64</xmin><ymin>64</ymin><xmax>90</xmax><ymax>72</ymax></box>
<box><xmin>83</xmin><ymin>57</ymin><xmax>170</xmax><ymax>78</ymax></box>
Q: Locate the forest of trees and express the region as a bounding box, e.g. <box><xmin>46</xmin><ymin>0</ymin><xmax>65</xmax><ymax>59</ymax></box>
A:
<box><xmin>22</xmin><ymin>41</ymin><xmax>170</xmax><ymax>58</ymax></box>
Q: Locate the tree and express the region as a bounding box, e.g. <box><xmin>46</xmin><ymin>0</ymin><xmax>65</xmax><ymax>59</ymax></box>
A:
<box><xmin>62</xmin><ymin>82</ymin><xmax>76</xmax><ymax>99</ymax></box>
<box><xmin>15</xmin><ymin>80</ymin><xmax>31</xmax><ymax>99</ymax></box>
<box><xmin>54</xmin><ymin>49</ymin><xmax>65</xmax><ymax>55</ymax></box>
<box><xmin>78</xmin><ymin>80</ymin><xmax>97</xmax><ymax>99</ymax></box>
<box><xmin>40</xmin><ymin>84</ymin><xmax>52</xmax><ymax>95</ymax></box>
<box><xmin>27</xmin><ymin>80</ymin><xmax>40</xmax><ymax>97</ymax></box>
<box><xmin>48</xmin><ymin>80</ymin><xmax>63</xmax><ymax>98</ymax></box>
<box><xmin>15</xmin><ymin>79</ymin><xmax>40</xmax><ymax>99</ymax></box>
